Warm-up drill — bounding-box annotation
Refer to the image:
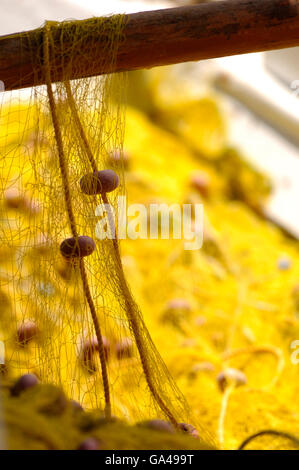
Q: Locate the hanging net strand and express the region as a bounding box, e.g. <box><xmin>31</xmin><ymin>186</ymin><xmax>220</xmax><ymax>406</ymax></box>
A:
<box><xmin>43</xmin><ymin>21</ymin><xmax>111</xmax><ymax>419</ymax></box>
<box><xmin>63</xmin><ymin>63</ymin><xmax>184</xmax><ymax>427</ymax></box>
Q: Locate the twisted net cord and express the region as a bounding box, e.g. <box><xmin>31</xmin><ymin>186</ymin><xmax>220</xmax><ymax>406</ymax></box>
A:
<box><xmin>43</xmin><ymin>22</ymin><xmax>111</xmax><ymax>419</ymax></box>
<box><xmin>64</xmin><ymin>80</ymin><xmax>179</xmax><ymax>427</ymax></box>
<box><xmin>238</xmin><ymin>430</ymin><xmax>299</xmax><ymax>450</ymax></box>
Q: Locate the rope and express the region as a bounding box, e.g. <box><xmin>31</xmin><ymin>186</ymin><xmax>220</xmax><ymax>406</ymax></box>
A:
<box><xmin>238</xmin><ymin>430</ymin><xmax>299</xmax><ymax>450</ymax></box>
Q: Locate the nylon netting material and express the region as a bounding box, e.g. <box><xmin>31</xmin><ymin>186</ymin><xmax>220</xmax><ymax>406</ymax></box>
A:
<box><xmin>0</xmin><ymin>15</ymin><xmax>215</xmax><ymax>445</ymax></box>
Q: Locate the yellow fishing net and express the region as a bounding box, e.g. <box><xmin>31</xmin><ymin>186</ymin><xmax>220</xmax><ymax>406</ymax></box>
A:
<box><xmin>1</xmin><ymin>13</ymin><xmax>299</xmax><ymax>451</ymax></box>
<box><xmin>0</xmin><ymin>15</ymin><xmax>217</xmax><ymax>448</ymax></box>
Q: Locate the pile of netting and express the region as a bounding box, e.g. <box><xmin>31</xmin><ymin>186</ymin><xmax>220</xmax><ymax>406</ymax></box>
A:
<box><xmin>121</xmin><ymin>67</ymin><xmax>299</xmax><ymax>450</ymax></box>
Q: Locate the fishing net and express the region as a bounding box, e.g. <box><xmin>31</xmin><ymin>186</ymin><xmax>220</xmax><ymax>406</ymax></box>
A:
<box><xmin>3</xmin><ymin>10</ymin><xmax>298</xmax><ymax>451</ymax></box>
<box><xmin>0</xmin><ymin>14</ymin><xmax>218</xmax><ymax>446</ymax></box>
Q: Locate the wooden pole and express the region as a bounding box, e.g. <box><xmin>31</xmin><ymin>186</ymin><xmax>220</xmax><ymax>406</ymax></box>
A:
<box><xmin>1</xmin><ymin>0</ymin><xmax>299</xmax><ymax>91</ymax></box>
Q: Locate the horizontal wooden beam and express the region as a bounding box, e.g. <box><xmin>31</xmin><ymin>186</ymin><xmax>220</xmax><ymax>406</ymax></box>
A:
<box><xmin>1</xmin><ymin>0</ymin><xmax>299</xmax><ymax>91</ymax></box>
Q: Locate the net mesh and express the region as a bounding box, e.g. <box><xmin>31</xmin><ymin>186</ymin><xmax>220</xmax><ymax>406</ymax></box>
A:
<box><xmin>0</xmin><ymin>15</ymin><xmax>217</xmax><ymax>444</ymax></box>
